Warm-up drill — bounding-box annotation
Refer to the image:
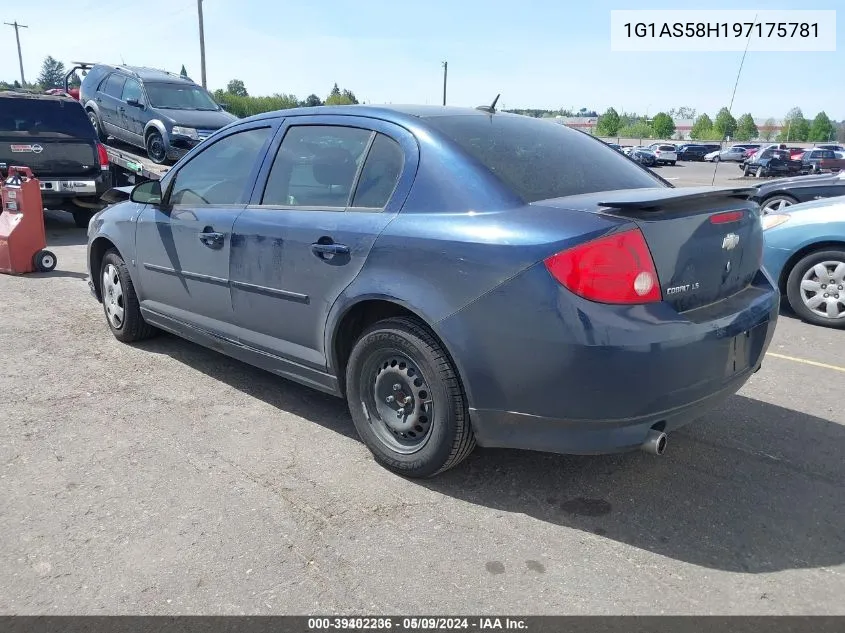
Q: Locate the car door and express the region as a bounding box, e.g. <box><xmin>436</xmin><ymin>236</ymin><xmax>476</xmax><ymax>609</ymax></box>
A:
<box><xmin>119</xmin><ymin>77</ymin><xmax>146</xmax><ymax>146</ymax></box>
<box><xmin>97</xmin><ymin>73</ymin><xmax>127</xmax><ymax>139</ymax></box>
<box><xmin>134</xmin><ymin>121</ymin><xmax>277</xmax><ymax>339</ymax></box>
<box><xmin>229</xmin><ymin>116</ymin><xmax>417</xmax><ymax>369</ymax></box>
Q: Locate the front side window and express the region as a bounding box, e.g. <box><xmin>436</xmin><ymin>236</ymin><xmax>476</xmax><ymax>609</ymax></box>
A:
<box><xmin>424</xmin><ymin>114</ymin><xmax>665</xmax><ymax>203</ymax></box>
<box><xmin>168</xmin><ymin>127</ymin><xmax>271</xmax><ymax>206</ymax></box>
<box><xmin>262</xmin><ymin>125</ymin><xmax>373</xmax><ymax>208</ymax></box>
<box><xmin>121</xmin><ymin>79</ymin><xmax>142</xmax><ymax>104</ymax></box>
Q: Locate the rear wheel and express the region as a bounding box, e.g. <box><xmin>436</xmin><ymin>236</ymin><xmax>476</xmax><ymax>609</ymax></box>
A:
<box><xmin>100</xmin><ymin>250</ymin><xmax>157</xmax><ymax>342</ymax></box>
<box><xmin>670</xmin><ymin>160</ymin><xmax>676</xmax><ymax>166</ymax></box>
<box><xmin>345</xmin><ymin>316</ymin><xmax>475</xmax><ymax>478</ymax></box>
<box><xmin>88</xmin><ymin>109</ymin><xmax>107</xmax><ymax>143</ymax></box>
<box><xmin>786</xmin><ymin>249</ymin><xmax>845</xmax><ymax>328</ymax></box>
<box><xmin>72</xmin><ymin>209</ymin><xmax>94</xmax><ymax>229</ymax></box>
<box><xmin>761</xmin><ymin>194</ymin><xmax>798</xmax><ymax>215</ymax></box>
<box><xmin>755</xmin><ymin>166</ymin><xmax>764</xmax><ymax>178</ymax></box>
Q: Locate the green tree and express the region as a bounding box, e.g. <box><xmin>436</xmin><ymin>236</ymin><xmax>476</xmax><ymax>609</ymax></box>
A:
<box><xmin>808</xmin><ymin>111</ymin><xmax>835</xmax><ymax>142</ymax></box>
<box><xmin>226</xmin><ymin>79</ymin><xmax>248</xmax><ymax>97</ymax></box>
<box><xmin>836</xmin><ymin>121</ymin><xmax>845</xmax><ymax>143</ymax></box>
<box><xmin>668</xmin><ymin>106</ymin><xmax>696</xmax><ymax>120</ymax></box>
<box><xmin>325</xmin><ymin>83</ymin><xmax>358</xmax><ymax>105</ymax></box>
<box><xmin>617</xmin><ymin>121</ymin><xmax>654</xmax><ymax>140</ymax></box>
<box><xmin>651</xmin><ymin>112</ymin><xmax>675</xmax><ymax>139</ymax></box>
<box><xmin>778</xmin><ymin>107</ymin><xmax>809</xmax><ymax>142</ymax></box>
<box><xmin>596</xmin><ymin>107</ymin><xmax>621</xmax><ymax>136</ymax></box>
<box><xmin>67</xmin><ymin>72</ymin><xmax>81</xmax><ymax>89</ymax></box>
<box><xmin>180</xmin><ymin>65</ymin><xmax>188</xmax><ymax>79</ymax></box>
<box><xmin>302</xmin><ymin>94</ymin><xmax>323</xmax><ymax>107</ymax></box>
<box><xmin>689</xmin><ymin>114</ymin><xmax>714</xmax><ymax>140</ymax></box>
<box><xmin>734</xmin><ymin>113</ymin><xmax>758</xmax><ymax>142</ymax></box>
<box><xmin>713</xmin><ymin>107</ymin><xmax>737</xmax><ymax>139</ymax></box>
<box><xmin>760</xmin><ymin>118</ymin><xmax>777</xmax><ymax>141</ymax></box>
<box><xmin>37</xmin><ymin>56</ymin><xmax>66</xmax><ymax>89</ymax></box>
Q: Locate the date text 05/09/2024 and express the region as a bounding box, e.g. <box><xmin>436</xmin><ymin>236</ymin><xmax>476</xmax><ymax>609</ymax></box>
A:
<box><xmin>623</xmin><ymin>22</ymin><xmax>819</xmax><ymax>39</ymax></box>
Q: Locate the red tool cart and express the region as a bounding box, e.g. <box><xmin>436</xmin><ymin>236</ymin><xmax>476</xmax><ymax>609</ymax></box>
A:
<box><xmin>0</xmin><ymin>166</ymin><xmax>57</xmax><ymax>275</ymax></box>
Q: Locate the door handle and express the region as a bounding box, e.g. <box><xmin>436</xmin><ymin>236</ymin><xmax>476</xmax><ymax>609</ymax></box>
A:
<box><xmin>118</xmin><ymin>106</ymin><xmax>125</xmax><ymax>113</ymax></box>
<box><xmin>311</xmin><ymin>242</ymin><xmax>350</xmax><ymax>257</ymax></box>
<box><xmin>199</xmin><ymin>230</ymin><xmax>225</xmax><ymax>248</ymax></box>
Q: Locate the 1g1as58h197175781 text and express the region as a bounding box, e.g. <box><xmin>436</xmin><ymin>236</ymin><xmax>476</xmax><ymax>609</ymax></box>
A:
<box><xmin>623</xmin><ymin>22</ymin><xmax>819</xmax><ymax>39</ymax></box>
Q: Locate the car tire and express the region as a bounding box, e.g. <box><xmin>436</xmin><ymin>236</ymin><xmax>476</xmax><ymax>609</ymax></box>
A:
<box><xmin>145</xmin><ymin>130</ymin><xmax>168</xmax><ymax>165</ymax></box>
<box><xmin>87</xmin><ymin>109</ymin><xmax>107</xmax><ymax>143</ymax></box>
<box><xmin>72</xmin><ymin>209</ymin><xmax>94</xmax><ymax>229</ymax></box>
<box><xmin>785</xmin><ymin>249</ymin><xmax>845</xmax><ymax>329</ymax></box>
<box><xmin>760</xmin><ymin>194</ymin><xmax>798</xmax><ymax>215</ymax></box>
<box><xmin>755</xmin><ymin>166</ymin><xmax>764</xmax><ymax>178</ymax></box>
<box><xmin>345</xmin><ymin>316</ymin><xmax>476</xmax><ymax>478</ymax></box>
<box><xmin>714</xmin><ymin>156</ymin><xmax>720</xmax><ymax>162</ymax></box>
<box><xmin>99</xmin><ymin>249</ymin><xmax>157</xmax><ymax>343</ymax></box>
<box><xmin>670</xmin><ymin>160</ymin><xmax>676</xmax><ymax>166</ymax></box>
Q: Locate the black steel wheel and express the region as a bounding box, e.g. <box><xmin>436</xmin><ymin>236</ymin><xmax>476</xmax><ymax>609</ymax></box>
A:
<box><xmin>146</xmin><ymin>130</ymin><xmax>168</xmax><ymax>164</ymax></box>
<box><xmin>33</xmin><ymin>250</ymin><xmax>57</xmax><ymax>272</ymax></box>
<box><xmin>345</xmin><ymin>316</ymin><xmax>475</xmax><ymax>478</ymax></box>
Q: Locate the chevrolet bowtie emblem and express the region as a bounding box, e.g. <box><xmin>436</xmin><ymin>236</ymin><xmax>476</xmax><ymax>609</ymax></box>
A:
<box><xmin>722</xmin><ymin>233</ymin><xmax>740</xmax><ymax>250</ymax></box>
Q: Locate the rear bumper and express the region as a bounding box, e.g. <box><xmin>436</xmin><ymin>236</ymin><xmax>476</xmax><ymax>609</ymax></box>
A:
<box><xmin>39</xmin><ymin>171</ymin><xmax>112</xmax><ymax>203</ymax></box>
<box><xmin>436</xmin><ymin>265</ymin><xmax>780</xmax><ymax>456</ymax></box>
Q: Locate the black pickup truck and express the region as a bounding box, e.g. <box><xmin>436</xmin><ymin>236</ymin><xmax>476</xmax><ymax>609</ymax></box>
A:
<box><xmin>0</xmin><ymin>91</ymin><xmax>112</xmax><ymax>227</ymax></box>
<box><xmin>741</xmin><ymin>147</ymin><xmax>803</xmax><ymax>178</ymax></box>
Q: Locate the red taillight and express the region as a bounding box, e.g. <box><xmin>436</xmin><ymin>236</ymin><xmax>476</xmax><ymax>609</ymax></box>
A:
<box><xmin>97</xmin><ymin>143</ymin><xmax>109</xmax><ymax>169</ymax></box>
<box><xmin>543</xmin><ymin>228</ymin><xmax>662</xmax><ymax>304</ymax></box>
<box><xmin>710</xmin><ymin>210</ymin><xmax>744</xmax><ymax>224</ymax></box>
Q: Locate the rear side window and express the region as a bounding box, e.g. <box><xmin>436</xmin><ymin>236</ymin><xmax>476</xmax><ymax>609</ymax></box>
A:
<box><xmin>424</xmin><ymin>115</ymin><xmax>664</xmax><ymax>203</ymax></box>
<box><xmin>261</xmin><ymin>125</ymin><xmax>373</xmax><ymax>208</ymax></box>
<box><xmin>0</xmin><ymin>98</ymin><xmax>95</xmax><ymax>138</ymax></box>
<box><xmin>351</xmin><ymin>133</ymin><xmax>404</xmax><ymax>209</ymax></box>
<box><xmin>102</xmin><ymin>74</ymin><xmax>127</xmax><ymax>98</ymax></box>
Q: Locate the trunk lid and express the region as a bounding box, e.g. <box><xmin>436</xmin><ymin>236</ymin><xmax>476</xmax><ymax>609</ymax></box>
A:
<box><xmin>0</xmin><ymin>137</ymin><xmax>100</xmax><ymax>178</ymax></box>
<box><xmin>535</xmin><ymin>186</ymin><xmax>764</xmax><ymax>312</ymax></box>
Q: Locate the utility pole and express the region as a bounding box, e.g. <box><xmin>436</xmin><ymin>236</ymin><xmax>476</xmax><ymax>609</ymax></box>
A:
<box><xmin>4</xmin><ymin>21</ymin><xmax>28</xmax><ymax>86</ymax></box>
<box><xmin>197</xmin><ymin>0</ymin><xmax>207</xmax><ymax>88</ymax></box>
<box><xmin>441</xmin><ymin>61</ymin><xmax>447</xmax><ymax>106</ymax></box>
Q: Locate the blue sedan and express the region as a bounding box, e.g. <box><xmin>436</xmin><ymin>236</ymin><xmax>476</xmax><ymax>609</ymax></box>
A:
<box><xmin>762</xmin><ymin>197</ymin><xmax>845</xmax><ymax>328</ymax></box>
<box><xmin>86</xmin><ymin>105</ymin><xmax>779</xmax><ymax>477</ymax></box>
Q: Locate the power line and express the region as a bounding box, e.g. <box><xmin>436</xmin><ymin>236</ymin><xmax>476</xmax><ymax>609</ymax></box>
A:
<box><xmin>4</xmin><ymin>20</ymin><xmax>28</xmax><ymax>85</ymax></box>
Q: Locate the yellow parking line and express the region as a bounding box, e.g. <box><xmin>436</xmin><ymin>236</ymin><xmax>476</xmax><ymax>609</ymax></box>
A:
<box><xmin>766</xmin><ymin>352</ymin><xmax>845</xmax><ymax>373</ymax></box>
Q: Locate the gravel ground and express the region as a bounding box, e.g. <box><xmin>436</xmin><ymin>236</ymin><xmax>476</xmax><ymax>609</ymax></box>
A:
<box><xmin>1</xmin><ymin>177</ymin><xmax>844</xmax><ymax>615</ymax></box>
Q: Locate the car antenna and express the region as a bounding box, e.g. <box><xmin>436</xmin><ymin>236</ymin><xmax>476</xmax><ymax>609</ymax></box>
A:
<box><xmin>476</xmin><ymin>94</ymin><xmax>500</xmax><ymax>114</ymax></box>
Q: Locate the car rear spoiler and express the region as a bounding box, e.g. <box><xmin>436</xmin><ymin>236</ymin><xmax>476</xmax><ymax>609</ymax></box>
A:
<box><xmin>596</xmin><ymin>186</ymin><xmax>758</xmax><ymax>217</ymax></box>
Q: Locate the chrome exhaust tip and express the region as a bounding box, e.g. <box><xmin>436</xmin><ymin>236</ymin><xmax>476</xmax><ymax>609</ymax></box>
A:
<box><xmin>641</xmin><ymin>429</ymin><xmax>667</xmax><ymax>456</ymax></box>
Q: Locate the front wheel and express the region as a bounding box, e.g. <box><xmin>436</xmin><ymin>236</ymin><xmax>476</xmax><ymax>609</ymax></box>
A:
<box><xmin>145</xmin><ymin>130</ymin><xmax>168</xmax><ymax>165</ymax></box>
<box><xmin>786</xmin><ymin>249</ymin><xmax>845</xmax><ymax>328</ymax></box>
<box><xmin>100</xmin><ymin>250</ymin><xmax>157</xmax><ymax>342</ymax></box>
<box><xmin>756</xmin><ymin>166</ymin><xmax>764</xmax><ymax>178</ymax></box>
<box><xmin>345</xmin><ymin>317</ymin><xmax>476</xmax><ymax>478</ymax></box>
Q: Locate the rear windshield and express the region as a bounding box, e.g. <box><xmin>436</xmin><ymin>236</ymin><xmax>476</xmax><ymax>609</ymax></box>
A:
<box><xmin>0</xmin><ymin>98</ymin><xmax>95</xmax><ymax>139</ymax></box>
<box><xmin>424</xmin><ymin>114</ymin><xmax>664</xmax><ymax>203</ymax></box>
<box><xmin>658</xmin><ymin>145</ymin><xmax>675</xmax><ymax>151</ymax></box>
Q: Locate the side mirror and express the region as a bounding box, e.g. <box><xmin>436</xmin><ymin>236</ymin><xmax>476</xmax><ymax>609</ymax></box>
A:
<box><xmin>130</xmin><ymin>180</ymin><xmax>163</xmax><ymax>205</ymax></box>
<box><xmin>217</xmin><ymin>102</ymin><xmax>230</xmax><ymax>112</ymax></box>
<box><xmin>126</xmin><ymin>98</ymin><xmax>144</xmax><ymax>109</ymax></box>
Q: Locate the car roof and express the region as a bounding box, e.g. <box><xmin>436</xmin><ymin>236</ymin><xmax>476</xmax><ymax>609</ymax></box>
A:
<box><xmin>97</xmin><ymin>63</ymin><xmax>197</xmax><ymax>84</ymax></box>
<box><xmin>0</xmin><ymin>90</ymin><xmax>78</xmax><ymax>103</ymax></box>
<box><xmin>237</xmin><ymin>104</ymin><xmax>533</xmax><ymax>127</ymax></box>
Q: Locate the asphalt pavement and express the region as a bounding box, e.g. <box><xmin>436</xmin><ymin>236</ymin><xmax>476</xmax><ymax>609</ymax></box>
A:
<box><xmin>1</xmin><ymin>168</ymin><xmax>843</xmax><ymax>615</ymax></box>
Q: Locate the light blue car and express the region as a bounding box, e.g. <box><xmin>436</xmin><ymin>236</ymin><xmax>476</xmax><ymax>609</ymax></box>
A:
<box><xmin>762</xmin><ymin>197</ymin><xmax>845</xmax><ymax>328</ymax></box>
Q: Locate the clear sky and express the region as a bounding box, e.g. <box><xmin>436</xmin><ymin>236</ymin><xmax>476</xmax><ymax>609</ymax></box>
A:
<box><xmin>2</xmin><ymin>0</ymin><xmax>842</xmax><ymax>120</ymax></box>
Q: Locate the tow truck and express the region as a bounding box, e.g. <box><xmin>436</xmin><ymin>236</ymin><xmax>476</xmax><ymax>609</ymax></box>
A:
<box><xmin>64</xmin><ymin>63</ymin><xmax>170</xmax><ymax>189</ymax></box>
